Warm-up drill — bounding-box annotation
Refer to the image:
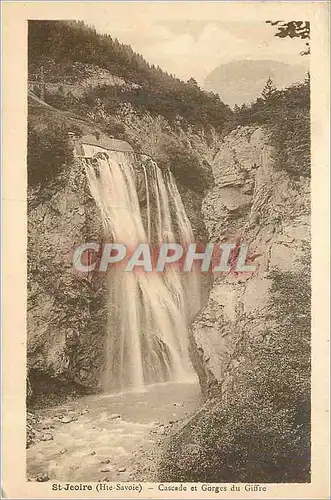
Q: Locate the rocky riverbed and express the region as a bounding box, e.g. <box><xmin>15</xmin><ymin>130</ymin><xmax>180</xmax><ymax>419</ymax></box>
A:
<box><xmin>27</xmin><ymin>380</ymin><xmax>201</xmax><ymax>482</ymax></box>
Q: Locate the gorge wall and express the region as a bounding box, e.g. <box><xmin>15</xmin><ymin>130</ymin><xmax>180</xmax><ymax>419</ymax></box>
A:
<box><xmin>159</xmin><ymin>125</ymin><xmax>311</xmax><ymax>483</ymax></box>
<box><xmin>192</xmin><ymin>125</ymin><xmax>310</xmax><ymax>389</ymax></box>
<box><xmin>28</xmin><ymin>157</ymin><xmax>106</xmax><ymax>397</ymax></box>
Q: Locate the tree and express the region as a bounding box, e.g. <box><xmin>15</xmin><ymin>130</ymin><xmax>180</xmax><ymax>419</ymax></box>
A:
<box><xmin>187</xmin><ymin>77</ymin><xmax>199</xmax><ymax>88</ymax></box>
<box><xmin>266</xmin><ymin>21</ymin><xmax>310</xmax><ymax>55</ymax></box>
<box><xmin>261</xmin><ymin>77</ymin><xmax>277</xmax><ymax>100</ymax></box>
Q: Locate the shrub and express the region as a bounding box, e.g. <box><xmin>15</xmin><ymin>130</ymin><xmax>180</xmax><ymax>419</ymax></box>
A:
<box><xmin>27</xmin><ymin>121</ymin><xmax>81</xmax><ymax>187</ymax></box>
<box><xmin>157</xmin><ymin>137</ymin><xmax>212</xmax><ymax>193</ymax></box>
<box><xmin>103</xmin><ymin>119</ymin><xmax>126</xmax><ymax>138</ymax></box>
<box><xmin>268</xmin><ymin>104</ymin><xmax>310</xmax><ymax>177</ymax></box>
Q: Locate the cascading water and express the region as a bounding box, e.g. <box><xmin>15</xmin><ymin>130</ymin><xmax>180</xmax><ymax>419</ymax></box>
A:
<box><xmin>82</xmin><ymin>150</ymin><xmax>200</xmax><ymax>391</ymax></box>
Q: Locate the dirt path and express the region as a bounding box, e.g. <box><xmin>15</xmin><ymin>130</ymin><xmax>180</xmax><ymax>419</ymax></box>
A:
<box><xmin>27</xmin><ymin>381</ymin><xmax>201</xmax><ymax>482</ymax></box>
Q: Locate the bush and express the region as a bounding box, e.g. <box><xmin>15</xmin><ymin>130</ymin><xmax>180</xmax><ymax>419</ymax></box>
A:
<box><xmin>103</xmin><ymin>119</ymin><xmax>126</xmax><ymax>138</ymax></box>
<box><xmin>159</xmin><ymin>255</ymin><xmax>311</xmax><ymax>483</ymax></box>
<box><xmin>27</xmin><ymin>121</ymin><xmax>81</xmax><ymax>187</ymax></box>
<box><xmin>157</xmin><ymin>137</ymin><xmax>212</xmax><ymax>193</ymax></box>
<box><xmin>268</xmin><ymin>104</ymin><xmax>310</xmax><ymax>177</ymax></box>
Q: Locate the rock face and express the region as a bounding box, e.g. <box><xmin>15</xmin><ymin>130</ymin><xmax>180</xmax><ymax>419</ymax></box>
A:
<box><xmin>27</xmin><ymin>160</ymin><xmax>107</xmax><ymax>396</ymax></box>
<box><xmin>158</xmin><ymin>125</ymin><xmax>311</xmax><ymax>484</ymax></box>
<box><xmin>28</xmin><ymin>60</ymin><xmax>139</xmax><ymax>99</ymax></box>
<box><xmin>192</xmin><ymin>125</ymin><xmax>310</xmax><ymax>392</ymax></box>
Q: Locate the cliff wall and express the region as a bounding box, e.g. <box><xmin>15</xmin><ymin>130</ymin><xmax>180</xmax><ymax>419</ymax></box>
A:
<box><xmin>159</xmin><ymin>125</ymin><xmax>311</xmax><ymax>483</ymax></box>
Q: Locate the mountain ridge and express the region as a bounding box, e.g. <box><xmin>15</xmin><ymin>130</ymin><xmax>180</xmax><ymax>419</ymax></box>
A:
<box><xmin>204</xmin><ymin>59</ymin><xmax>308</xmax><ymax>107</ymax></box>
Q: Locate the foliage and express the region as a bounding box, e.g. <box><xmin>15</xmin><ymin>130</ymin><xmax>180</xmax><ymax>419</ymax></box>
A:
<box><xmin>266</xmin><ymin>20</ymin><xmax>310</xmax><ymax>55</ymax></box>
<box><xmin>234</xmin><ymin>78</ymin><xmax>310</xmax><ymax>177</ymax></box>
<box><xmin>27</xmin><ymin>121</ymin><xmax>81</xmax><ymax>187</ymax></box>
<box><xmin>42</xmin><ymin>88</ymin><xmax>78</xmax><ymax>111</ymax></box>
<box><xmin>159</xmin><ymin>254</ymin><xmax>311</xmax><ymax>483</ymax></box>
<box><xmin>156</xmin><ymin>137</ymin><xmax>212</xmax><ymax>193</ymax></box>
<box><xmin>103</xmin><ymin>119</ymin><xmax>126</xmax><ymax>138</ymax></box>
<box><xmin>261</xmin><ymin>77</ymin><xmax>277</xmax><ymax>100</ymax></box>
<box><xmin>28</xmin><ymin>20</ymin><xmax>233</xmax><ymax>132</ymax></box>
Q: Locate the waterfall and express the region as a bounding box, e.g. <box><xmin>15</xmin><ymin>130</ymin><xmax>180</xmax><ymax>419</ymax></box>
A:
<box><xmin>82</xmin><ymin>150</ymin><xmax>200</xmax><ymax>391</ymax></box>
<box><xmin>167</xmin><ymin>171</ymin><xmax>202</xmax><ymax>321</ymax></box>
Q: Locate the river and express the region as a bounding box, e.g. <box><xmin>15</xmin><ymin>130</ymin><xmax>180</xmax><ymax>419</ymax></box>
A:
<box><xmin>27</xmin><ymin>380</ymin><xmax>201</xmax><ymax>482</ymax></box>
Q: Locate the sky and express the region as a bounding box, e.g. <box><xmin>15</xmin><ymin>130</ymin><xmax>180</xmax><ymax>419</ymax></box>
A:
<box><xmin>82</xmin><ymin>17</ymin><xmax>309</xmax><ymax>86</ymax></box>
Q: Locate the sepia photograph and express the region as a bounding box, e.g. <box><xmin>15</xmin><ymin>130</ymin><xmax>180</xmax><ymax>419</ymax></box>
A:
<box><xmin>1</xmin><ymin>2</ymin><xmax>330</xmax><ymax>498</ymax></box>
